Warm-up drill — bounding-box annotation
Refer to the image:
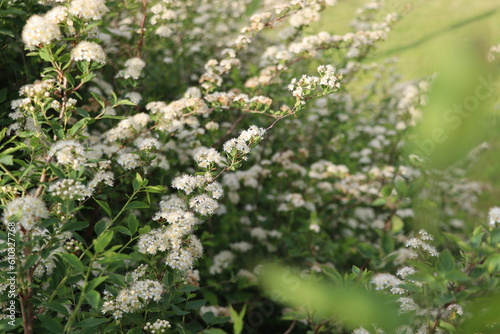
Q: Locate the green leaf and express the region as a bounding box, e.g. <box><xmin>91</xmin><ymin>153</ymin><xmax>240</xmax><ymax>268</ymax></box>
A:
<box><xmin>391</xmin><ymin>215</ymin><xmax>404</xmax><ymax>233</ymax></box>
<box><xmin>491</xmin><ymin>228</ymin><xmax>500</xmax><ymax>245</ymax></box>
<box><xmin>382</xmin><ymin>233</ymin><xmax>395</xmax><ymax>254</ymax></box>
<box><xmin>186</xmin><ymin>299</ymin><xmax>207</xmax><ymax>310</ymax></box>
<box><xmin>0</xmin><ymin>155</ymin><xmax>12</xmax><ymax>166</ymax></box>
<box><xmin>0</xmin><ymin>88</ymin><xmax>7</xmax><ymax>103</ymax></box>
<box><xmin>62</xmin><ymin>220</ymin><xmax>89</xmax><ymax>232</ymax></box>
<box><xmin>59</xmin><ymin>253</ymin><xmax>84</xmax><ymax>272</ymax></box>
<box><xmin>261</xmin><ymin>264</ymin><xmax>404</xmax><ymax>332</ymax></box>
<box><xmin>86</xmin><ymin>276</ymin><xmax>108</xmax><ymax>292</ymax></box>
<box><xmin>171</xmin><ymin>304</ymin><xmax>189</xmax><ymax>316</ymax></box>
<box><xmin>202</xmin><ymin>329</ymin><xmax>228</xmax><ymax>334</ymax></box>
<box><xmin>112</xmin><ymin>226</ymin><xmax>131</xmax><ymax>236</ymax></box>
<box><xmin>76</xmin><ymin>318</ymin><xmax>109</xmax><ymax>328</ymax></box>
<box><xmin>115</xmin><ymin>99</ymin><xmax>136</xmax><ymax>106</ymax></box>
<box><xmin>77</xmin><ymin>108</ymin><xmax>90</xmax><ymax>118</ymax></box>
<box><xmin>38</xmin><ymin>314</ymin><xmax>64</xmax><ymax>333</ymax></box>
<box><xmin>127</xmin><ymin>214</ymin><xmax>139</xmax><ymax>235</ymax></box>
<box><xmin>178</xmin><ymin>284</ymin><xmax>200</xmax><ymax>293</ymax></box>
<box><xmin>49</xmin><ymin>163</ymin><xmax>66</xmax><ymax>179</ymax></box>
<box><xmin>352</xmin><ymin>265</ymin><xmax>361</xmax><ymax>276</ymax></box>
<box><xmin>0</xmin><ymin>29</ymin><xmax>14</xmax><ymax>37</ymax></box>
<box><xmin>394</xmin><ymin>176</ymin><xmax>408</xmax><ymax>197</ymax></box>
<box><xmin>94</xmin><ymin>219</ymin><xmax>109</xmax><ymax>236</ymax></box>
<box><xmin>94</xmin><ymin>199</ymin><xmax>112</xmax><ymax>218</ymax></box>
<box><xmin>138</xmin><ymin>225</ymin><xmax>151</xmax><ymax>235</ymax></box>
<box><xmin>229</xmin><ymin>304</ymin><xmax>246</xmax><ymax>334</ymax></box>
<box><xmin>22</xmin><ymin>255</ymin><xmax>39</xmax><ymax>270</ymax></box>
<box><xmin>42</xmin><ymin>301</ymin><xmax>70</xmax><ymax>316</ymax></box>
<box><xmin>380</xmin><ymin>184</ymin><xmax>393</xmax><ymax>198</ymax></box>
<box><xmin>38</xmin><ymin>48</ymin><xmax>52</xmax><ymax>62</ymax></box>
<box><xmin>85</xmin><ymin>290</ymin><xmax>101</xmax><ymax>309</ymax></box>
<box><xmin>132</xmin><ymin>173</ymin><xmax>144</xmax><ymax>191</ymax></box>
<box><xmin>371</xmin><ymin>198</ymin><xmax>386</xmax><ymax>206</ymax></box>
<box><xmin>125</xmin><ymin>201</ymin><xmax>149</xmax><ymax>210</ymax></box>
<box><xmin>93</xmin><ymin>231</ymin><xmax>114</xmax><ymax>253</ymax></box>
<box><xmin>126</xmin><ymin>328</ymin><xmax>144</xmax><ymax>334</ymax></box>
<box><xmin>436</xmin><ymin>249</ymin><xmax>456</xmax><ymax>276</ymax></box>
<box><xmin>69</xmin><ymin>118</ymin><xmax>88</xmax><ymax>136</ymax></box>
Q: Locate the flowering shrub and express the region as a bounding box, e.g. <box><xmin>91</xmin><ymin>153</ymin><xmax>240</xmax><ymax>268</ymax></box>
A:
<box><xmin>0</xmin><ymin>0</ymin><xmax>498</xmax><ymax>334</ymax></box>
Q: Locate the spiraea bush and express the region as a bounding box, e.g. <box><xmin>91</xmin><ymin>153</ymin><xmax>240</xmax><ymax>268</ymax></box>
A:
<box><xmin>0</xmin><ymin>0</ymin><xmax>498</xmax><ymax>333</ymax></box>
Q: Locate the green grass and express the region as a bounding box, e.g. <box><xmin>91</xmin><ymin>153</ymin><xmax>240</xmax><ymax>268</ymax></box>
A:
<box><xmin>310</xmin><ymin>0</ymin><xmax>500</xmax><ymax>80</ymax></box>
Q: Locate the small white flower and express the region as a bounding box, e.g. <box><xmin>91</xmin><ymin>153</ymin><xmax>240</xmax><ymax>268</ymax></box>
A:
<box><xmin>71</xmin><ymin>41</ymin><xmax>107</xmax><ymax>64</ymax></box>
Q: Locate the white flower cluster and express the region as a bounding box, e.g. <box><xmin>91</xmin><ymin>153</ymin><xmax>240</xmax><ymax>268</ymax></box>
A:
<box><xmin>87</xmin><ymin>170</ymin><xmax>114</xmax><ymax>189</ymax></box>
<box><xmin>309</xmin><ymin>160</ymin><xmax>349</xmax><ymax>179</ymax></box>
<box><xmin>71</xmin><ymin>41</ymin><xmax>107</xmax><ymax>64</ymax></box>
<box><xmin>22</xmin><ymin>14</ymin><xmax>61</xmax><ymax>49</ymax></box>
<box><xmin>117</xmin><ymin>57</ymin><xmax>146</xmax><ymax>80</ymax></box>
<box><xmin>288</xmin><ymin>65</ymin><xmax>341</xmax><ymax>102</ymax></box>
<box><xmin>117</xmin><ymin>152</ymin><xmax>143</xmax><ymax>170</ymax></box>
<box><xmin>146</xmin><ymin>98</ymin><xmax>207</xmax><ymax>133</ymax></box>
<box><xmin>138</xmin><ymin>194</ymin><xmax>205</xmax><ymax>270</ymax></box>
<box><xmin>134</xmin><ymin>137</ymin><xmax>161</xmax><ymax>151</ymax></box>
<box><xmin>370</xmin><ymin>273</ymin><xmax>404</xmax><ymax>294</ymax></box>
<box><xmin>144</xmin><ymin>319</ymin><xmax>171</xmax><ymax>333</ymax></box>
<box><xmin>3</xmin><ymin>196</ymin><xmax>49</xmax><ymax>231</ymax></box>
<box><xmin>49</xmin><ymin>140</ymin><xmax>87</xmax><ymax>169</ymax></box>
<box><xmin>223</xmin><ymin>125</ymin><xmax>266</xmax><ymax>155</ymax></box>
<box><xmin>48</xmin><ymin>179</ymin><xmax>92</xmax><ymax>200</ymax></box>
<box><xmin>102</xmin><ymin>279</ymin><xmax>164</xmax><ymax>319</ymax></box>
<box><xmin>124</xmin><ymin>91</ymin><xmax>142</xmax><ymax>104</ymax></box>
<box><xmin>277</xmin><ymin>192</ymin><xmax>306</xmax><ymax>212</ymax></box>
<box><xmin>406</xmin><ymin>229</ymin><xmax>439</xmax><ymax>257</ymax></box>
<box><xmin>488</xmin><ymin>206</ymin><xmax>500</xmax><ymax>226</ymax></box>
<box><xmin>317</xmin><ymin>65</ymin><xmax>341</xmax><ymax>90</ymax></box>
<box><xmin>230</xmin><ymin>241</ymin><xmax>253</xmax><ymax>252</ymax></box>
<box><xmin>69</xmin><ymin>0</ymin><xmax>109</xmax><ymax>21</ymax></box>
<box><xmin>209</xmin><ymin>250</ymin><xmax>235</xmax><ymax>274</ymax></box>
<box><xmin>194</xmin><ymin>147</ymin><xmax>225</xmax><ymax>169</ymax></box>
